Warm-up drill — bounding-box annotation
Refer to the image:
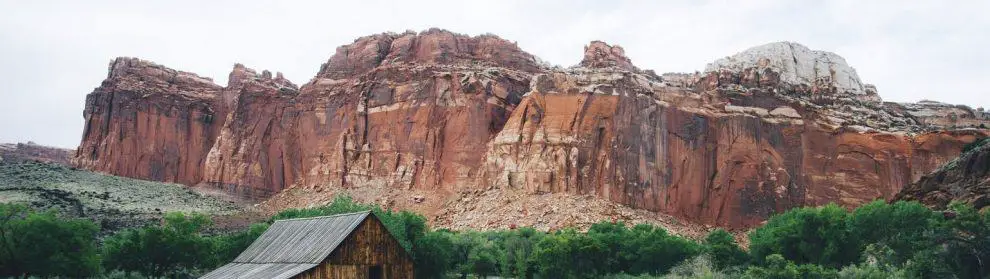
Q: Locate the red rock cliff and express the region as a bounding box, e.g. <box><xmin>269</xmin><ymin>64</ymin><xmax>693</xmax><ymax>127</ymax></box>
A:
<box><xmin>75</xmin><ymin>57</ymin><xmax>224</xmax><ymax>184</ymax></box>
<box><xmin>74</xmin><ymin>30</ymin><xmax>989</xmax><ymax>228</ymax></box>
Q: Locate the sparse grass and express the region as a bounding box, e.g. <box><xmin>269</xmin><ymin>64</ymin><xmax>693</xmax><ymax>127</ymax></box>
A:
<box><xmin>0</xmin><ymin>161</ymin><xmax>241</xmax><ymax>233</ymax></box>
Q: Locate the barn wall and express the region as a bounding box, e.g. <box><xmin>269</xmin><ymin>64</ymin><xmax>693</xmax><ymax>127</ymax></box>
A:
<box><xmin>293</xmin><ymin>217</ymin><xmax>415</xmax><ymax>279</ymax></box>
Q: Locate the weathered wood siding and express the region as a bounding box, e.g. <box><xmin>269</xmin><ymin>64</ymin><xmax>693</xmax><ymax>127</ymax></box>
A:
<box><xmin>293</xmin><ymin>217</ymin><xmax>414</xmax><ymax>279</ymax></box>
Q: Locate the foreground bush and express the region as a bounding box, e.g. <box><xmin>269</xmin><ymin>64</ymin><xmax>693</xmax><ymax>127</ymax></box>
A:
<box><xmin>749</xmin><ymin>203</ymin><xmax>858</xmax><ymax>268</ymax></box>
<box><xmin>749</xmin><ymin>200</ymin><xmax>990</xmax><ymax>278</ymax></box>
<box><xmin>703</xmin><ymin>229</ymin><xmax>748</xmax><ymax>269</ymax></box>
<box><xmin>0</xmin><ymin>203</ymin><xmax>101</xmax><ymax>277</ymax></box>
<box><xmin>102</xmin><ymin>212</ymin><xmax>217</xmax><ymax>278</ymax></box>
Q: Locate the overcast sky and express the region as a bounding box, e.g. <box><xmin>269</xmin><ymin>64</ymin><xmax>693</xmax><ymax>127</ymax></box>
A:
<box><xmin>1</xmin><ymin>0</ymin><xmax>988</xmax><ymax>148</ymax></box>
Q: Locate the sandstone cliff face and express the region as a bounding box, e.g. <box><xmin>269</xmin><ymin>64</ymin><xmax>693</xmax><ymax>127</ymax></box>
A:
<box><xmin>201</xmin><ymin>64</ymin><xmax>300</xmax><ymax>198</ymax></box>
<box><xmin>75</xmin><ymin>30</ymin><xmax>989</xmax><ymax>228</ymax></box>
<box><xmin>479</xmin><ymin>42</ymin><xmax>986</xmax><ymax>227</ymax></box>
<box><xmin>75</xmin><ymin>57</ymin><xmax>224</xmax><ymax>185</ymax></box>
<box><xmin>202</xmin><ymin>29</ymin><xmax>536</xmax><ymax>199</ymax></box>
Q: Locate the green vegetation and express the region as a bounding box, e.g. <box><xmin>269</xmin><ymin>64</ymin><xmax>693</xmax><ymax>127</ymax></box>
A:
<box><xmin>703</xmin><ymin>229</ymin><xmax>747</xmax><ymax>269</ymax></box>
<box><xmin>962</xmin><ymin>137</ymin><xmax>990</xmax><ymax>153</ymax></box>
<box><xmin>0</xmin><ymin>161</ymin><xmax>240</xmax><ymax>233</ymax></box>
<box><xmin>749</xmin><ymin>203</ymin><xmax>858</xmax><ymax>268</ymax></box>
<box><xmin>0</xmin><ymin>196</ymin><xmax>987</xmax><ymax>278</ymax></box>
<box><xmin>103</xmin><ymin>212</ymin><xmax>219</xmax><ymax>278</ymax></box>
<box><xmin>0</xmin><ymin>203</ymin><xmax>101</xmax><ymax>278</ymax></box>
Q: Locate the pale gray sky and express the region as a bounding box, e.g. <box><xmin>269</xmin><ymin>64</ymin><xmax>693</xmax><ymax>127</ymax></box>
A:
<box><xmin>1</xmin><ymin>0</ymin><xmax>988</xmax><ymax>148</ymax></box>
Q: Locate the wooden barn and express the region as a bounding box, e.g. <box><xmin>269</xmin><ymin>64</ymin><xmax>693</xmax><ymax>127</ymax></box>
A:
<box><xmin>200</xmin><ymin>211</ymin><xmax>414</xmax><ymax>279</ymax></box>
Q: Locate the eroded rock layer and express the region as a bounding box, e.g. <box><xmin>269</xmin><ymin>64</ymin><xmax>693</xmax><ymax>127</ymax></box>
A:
<box><xmin>895</xmin><ymin>139</ymin><xmax>990</xmax><ymax>211</ymax></box>
<box><xmin>75</xmin><ymin>29</ymin><xmax>989</xmax><ymax>228</ymax></box>
<box><xmin>74</xmin><ymin>57</ymin><xmax>224</xmax><ymax>185</ymax></box>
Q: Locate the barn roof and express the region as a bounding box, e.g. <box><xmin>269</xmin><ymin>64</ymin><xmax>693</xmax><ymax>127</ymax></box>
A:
<box><xmin>200</xmin><ymin>211</ymin><xmax>372</xmax><ymax>279</ymax></box>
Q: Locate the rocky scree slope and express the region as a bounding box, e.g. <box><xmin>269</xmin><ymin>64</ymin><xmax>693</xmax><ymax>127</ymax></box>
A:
<box><xmin>74</xmin><ymin>29</ymin><xmax>990</xmax><ymax>229</ymax></box>
<box><xmin>0</xmin><ymin>161</ymin><xmax>240</xmax><ymax>234</ymax></box>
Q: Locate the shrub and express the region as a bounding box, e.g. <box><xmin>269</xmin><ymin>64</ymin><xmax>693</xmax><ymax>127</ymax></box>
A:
<box><xmin>660</xmin><ymin>256</ymin><xmax>736</xmax><ymax>279</ymax></box>
<box><xmin>742</xmin><ymin>254</ymin><xmax>838</xmax><ymax>279</ymax></box>
<box><xmin>212</xmin><ymin>222</ymin><xmax>270</xmax><ymax>263</ymax></box>
<box><xmin>847</xmin><ymin>200</ymin><xmax>942</xmax><ymax>265</ymax></box>
<box><xmin>749</xmin><ymin>203</ymin><xmax>858</xmax><ymax>268</ymax></box>
<box><xmin>0</xmin><ymin>203</ymin><xmax>101</xmax><ymax>278</ymax></box>
<box><xmin>836</xmin><ymin>263</ymin><xmax>908</xmax><ymax>279</ymax></box>
<box><xmin>411</xmin><ymin>230</ymin><xmax>454</xmax><ymax>279</ymax></box>
<box><xmin>703</xmin><ymin>229</ymin><xmax>749</xmax><ymax>269</ymax></box>
<box><xmin>102</xmin><ymin>212</ymin><xmax>216</xmax><ymax>277</ymax></box>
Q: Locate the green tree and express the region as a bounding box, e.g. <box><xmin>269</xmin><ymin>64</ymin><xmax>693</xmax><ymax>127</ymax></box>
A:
<box><xmin>498</xmin><ymin>227</ymin><xmax>542</xmax><ymax>278</ymax></box>
<box><xmin>0</xmin><ymin>203</ymin><xmax>101</xmax><ymax>278</ymax></box>
<box><xmin>749</xmin><ymin>203</ymin><xmax>858</xmax><ymax>268</ymax></box>
<box><xmin>938</xmin><ymin>202</ymin><xmax>990</xmax><ymax>278</ymax></box>
<box><xmin>103</xmin><ymin>212</ymin><xmax>216</xmax><ymax>277</ymax></box>
<box><xmin>703</xmin><ymin>229</ymin><xmax>749</xmax><ymax>269</ymax></box>
<box><xmin>625</xmin><ymin>224</ymin><xmax>701</xmax><ymax>275</ymax></box>
<box><xmin>468</xmin><ymin>238</ymin><xmax>501</xmax><ymax>277</ymax></box>
<box><xmin>448</xmin><ymin>232</ymin><xmax>503</xmax><ymax>278</ymax></box>
<box><xmin>533</xmin><ymin>229</ymin><xmax>582</xmax><ymax>278</ymax></box>
<box><xmin>212</xmin><ymin>222</ymin><xmax>270</xmax><ymax>263</ymax></box>
<box><xmin>848</xmin><ymin>200</ymin><xmax>942</xmax><ymax>265</ymax></box>
<box><xmin>412</xmin><ymin>230</ymin><xmax>454</xmax><ymax>279</ymax></box>
<box><xmin>588</xmin><ymin>221</ymin><xmax>632</xmax><ymax>273</ymax></box>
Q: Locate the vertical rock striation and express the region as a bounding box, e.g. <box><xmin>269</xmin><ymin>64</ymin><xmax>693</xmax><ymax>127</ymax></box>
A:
<box><xmin>74</xmin><ymin>30</ymin><xmax>990</xmax><ymax>228</ymax></box>
<box><xmin>74</xmin><ymin>57</ymin><xmax>224</xmax><ymax>185</ymax></box>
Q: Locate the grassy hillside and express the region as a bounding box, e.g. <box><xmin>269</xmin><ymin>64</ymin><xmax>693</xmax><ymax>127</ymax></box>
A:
<box><xmin>0</xmin><ymin>161</ymin><xmax>241</xmax><ymax>233</ymax></box>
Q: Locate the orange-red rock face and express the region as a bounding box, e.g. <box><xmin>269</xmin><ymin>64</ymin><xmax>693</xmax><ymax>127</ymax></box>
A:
<box><xmin>482</xmin><ymin>67</ymin><xmax>986</xmax><ymax>227</ymax></box>
<box><xmin>202</xmin><ymin>30</ymin><xmax>536</xmax><ymax>198</ymax></box>
<box><xmin>74</xmin><ymin>58</ymin><xmax>224</xmax><ymax>185</ymax></box>
<box><xmin>74</xmin><ymin>30</ymin><xmax>989</xmax><ymax>228</ymax></box>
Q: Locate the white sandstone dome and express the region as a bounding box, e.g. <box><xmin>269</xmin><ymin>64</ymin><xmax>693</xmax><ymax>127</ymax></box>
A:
<box><xmin>705</xmin><ymin>42</ymin><xmax>866</xmax><ymax>95</ymax></box>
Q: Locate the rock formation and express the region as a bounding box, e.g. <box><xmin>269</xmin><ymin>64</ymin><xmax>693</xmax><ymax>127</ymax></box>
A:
<box><xmin>706</xmin><ymin>42</ymin><xmax>875</xmax><ymax>101</ymax></box>
<box><xmin>74</xmin><ymin>29</ymin><xmax>990</xmax><ymax>228</ymax></box>
<box><xmin>0</xmin><ymin>142</ymin><xmax>72</xmax><ymax>165</ymax></box>
<box><xmin>74</xmin><ymin>57</ymin><xmax>224</xmax><ymax>185</ymax></box>
<box><xmin>896</xmin><ymin>139</ymin><xmax>990</xmax><ymax>211</ymax></box>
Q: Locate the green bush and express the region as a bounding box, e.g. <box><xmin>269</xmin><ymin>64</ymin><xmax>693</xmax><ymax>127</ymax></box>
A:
<box><xmin>848</xmin><ymin>200</ymin><xmax>942</xmax><ymax>265</ymax></box>
<box><xmin>531</xmin><ymin>222</ymin><xmax>701</xmax><ymax>278</ymax></box>
<box><xmin>742</xmin><ymin>254</ymin><xmax>838</xmax><ymax>279</ymax></box>
<box><xmin>935</xmin><ymin>202</ymin><xmax>990</xmax><ymax>278</ymax></box>
<box><xmin>749</xmin><ymin>203</ymin><xmax>858</xmax><ymax>268</ymax></box>
<box><xmin>660</xmin><ymin>256</ymin><xmax>736</xmax><ymax>279</ymax></box>
<box><xmin>0</xmin><ymin>203</ymin><xmax>101</xmax><ymax>278</ymax></box>
<box><xmin>703</xmin><ymin>229</ymin><xmax>749</xmax><ymax>269</ymax></box>
<box><xmin>102</xmin><ymin>212</ymin><xmax>216</xmax><ymax>278</ymax></box>
<box><xmin>533</xmin><ymin>228</ymin><xmax>604</xmax><ymax>278</ymax></box>
<box><xmin>212</xmin><ymin>222</ymin><xmax>270</xmax><ymax>263</ymax></box>
<box><xmin>411</xmin><ymin>230</ymin><xmax>454</xmax><ymax>278</ymax></box>
<box><xmin>836</xmin><ymin>263</ymin><xmax>907</xmax><ymax>279</ymax></box>
<box><xmin>497</xmin><ymin>227</ymin><xmax>543</xmax><ymax>278</ymax></box>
